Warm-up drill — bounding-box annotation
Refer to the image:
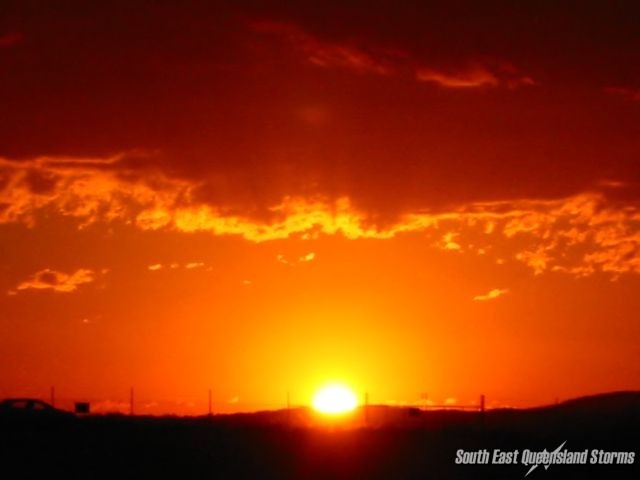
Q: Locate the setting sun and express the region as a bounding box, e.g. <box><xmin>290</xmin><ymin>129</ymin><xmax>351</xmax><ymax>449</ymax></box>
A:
<box><xmin>312</xmin><ymin>384</ymin><xmax>359</xmax><ymax>414</ymax></box>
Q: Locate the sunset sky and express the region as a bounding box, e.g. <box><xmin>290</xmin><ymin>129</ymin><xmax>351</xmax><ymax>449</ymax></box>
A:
<box><xmin>1</xmin><ymin>1</ymin><xmax>639</xmax><ymax>414</ymax></box>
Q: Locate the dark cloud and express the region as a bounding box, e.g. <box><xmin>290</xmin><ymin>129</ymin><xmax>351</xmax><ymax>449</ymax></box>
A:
<box><xmin>0</xmin><ymin>1</ymin><xmax>639</xmax><ymax>217</ymax></box>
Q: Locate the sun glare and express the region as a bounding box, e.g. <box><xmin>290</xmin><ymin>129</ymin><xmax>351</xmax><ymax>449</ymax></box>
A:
<box><xmin>312</xmin><ymin>383</ymin><xmax>358</xmax><ymax>414</ymax></box>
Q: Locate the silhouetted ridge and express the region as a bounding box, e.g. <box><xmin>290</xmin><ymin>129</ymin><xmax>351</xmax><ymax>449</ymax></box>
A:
<box><xmin>556</xmin><ymin>391</ymin><xmax>640</xmax><ymax>412</ymax></box>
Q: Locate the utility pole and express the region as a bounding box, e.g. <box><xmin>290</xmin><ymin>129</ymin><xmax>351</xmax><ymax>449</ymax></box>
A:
<box><xmin>480</xmin><ymin>394</ymin><xmax>485</xmax><ymax>413</ymax></box>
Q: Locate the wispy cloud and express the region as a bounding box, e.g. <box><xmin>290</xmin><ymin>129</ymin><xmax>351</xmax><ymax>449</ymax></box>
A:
<box><xmin>147</xmin><ymin>262</ymin><xmax>206</xmax><ymax>271</ymax></box>
<box><xmin>416</xmin><ymin>67</ymin><xmax>498</xmax><ymax>88</ymax></box>
<box><xmin>185</xmin><ymin>262</ymin><xmax>205</xmax><ymax>269</ymax></box>
<box><xmin>441</xmin><ymin>232</ymin><xmax>462</xmax><ymax>251</ymax></box>
<box><xmin>276</xmin><ymin>252</ymin><xmax>316</xmax><ymax>266</ymax></box>
<box><xmin>604</xmin><ymin>86</ymin><xmax>640</xmax><ymax>102</ymax></box>
<box><xmin>473</xmin><ymin>288</ymin><xmax>508</xmax><ymax>301</ymax></box>
<box><xmin>249</xmin><ymin>20</ymin><xmax>393</xmax><ymax>76</ymax></box>
<box><xmin>416</xmin><ymin>62</ymin><xmax>535</xmax><ymax>89</ymax></box>
<box><xmin>11</xmin><ymin>268</ymin><xmax>97</xmax><ymax>294</ymax></box>
<box><xmin>250</xmin><ymin>20</ymin><xmax>534</xmax><ymax>89</ymax></box>
<box><xmin>299</xmin><ymin>252</ymin><xmax>315</xmax><ymax>263</ymax></box>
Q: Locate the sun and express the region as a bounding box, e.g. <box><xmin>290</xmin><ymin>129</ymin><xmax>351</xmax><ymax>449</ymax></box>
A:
<box><xmin>312</xmin><ymin>383</ymin><xmax>358</xmax><ymax>414</ymax></box>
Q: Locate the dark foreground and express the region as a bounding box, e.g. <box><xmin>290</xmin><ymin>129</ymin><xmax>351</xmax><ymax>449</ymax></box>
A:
<box><xmin>1</xmin><ymin>392</ymin><xmax>639</xmax><ymax>479</ymax></box>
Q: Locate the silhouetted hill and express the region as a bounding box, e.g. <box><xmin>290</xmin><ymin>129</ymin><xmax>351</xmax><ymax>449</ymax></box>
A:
<box><xmin>187</xmin><ymin>391</ymin><xmax>640</xmax><ymax>429</ymax></box>
<box><xmin>555</xmin><ymin>390</ymin><xmax>640</xmax><ymax>411</ymax></box>
<box><xmin>1</xmin><ymin>391</ymin><xmax>638</xmax><ymax>479</ymax></box>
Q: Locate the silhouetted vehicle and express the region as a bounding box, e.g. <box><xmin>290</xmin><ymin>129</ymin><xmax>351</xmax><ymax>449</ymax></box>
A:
<box><xmin>0</xmin><ymin>398</ymin><xmax>75</xmax><ymax>428</ymax></box>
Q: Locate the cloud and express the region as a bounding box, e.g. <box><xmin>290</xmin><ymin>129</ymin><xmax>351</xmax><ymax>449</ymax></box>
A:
<box><xmin>185</xmin><ymin>262</ymin><xmax>205</xmax><ymax>269</ymax></box>
<box><xmin>170</xmin><ymin>196</ymin><xmax>402</xmax><ymax>241</ymax></box>
<box><xmin>12</xmin><ymin>268</ymin><xmax>97</xmax><ymax>294</ymax></box>
<box><xmin>299</xmin><ymin>252</ymin><xmax>315</xmax><ymax>263</ymax></box>
<box><xmin>0</xmin><ymin>153</ymin><xmax>194</xmax><ymax>228</ymax></box>
<box><xmin>277</xmin><ymin>252</ymin><xmax>316</xmax><ymax>266</ymax></box>
<box><xmin>441</xmin><ymin>232</ymin><xmax>462</xmax><ymax>251</ymax></box>
<box><xmin>132</xmin><ymin>192</ymin><xmax>640</xmax><ymax>278</ymax></box>
<box><xmin>416</xmin><ymin>66</ymin><xmax>497</xmax><ymax>88</ymax></box>
<box><xmin>147</xmin><ymin>262</ymin><xmax>206</xmax><ymax>271</ymax></box>
<box><xmin>473</xmin><ymin>288</ymin><xmax>508</xmax><ymax>301</ymax></box>
<box><xmin>250</xmin><ymin>20</ymin><xmax>534</xmax><ymax>89</ymax></box>
<box><xmin>416</xmin><ymin>62</ymin><xmax>535</xmax><ymax>89</ymax></box>
<box><xmin>604</xmin><ymin>86</ymin><xmax>640</xmax><ymax>102</ymax></box>
<box><xmin>249</xmin><ymin>20</ymin><xmax>392</xmax><ymax>75</ymax></box>
<box><xmin>516</xmin><ymin>248</ymin><xmax>551</xmax><ymax>275</ymax></box>
<box><xmin>2</xmin><ymin>154</ymin><xmax>640</xmax><ymax>278</ymax></box>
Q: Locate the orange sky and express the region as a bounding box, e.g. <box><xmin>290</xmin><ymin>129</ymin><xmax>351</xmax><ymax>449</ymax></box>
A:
<box><xmin>1</xmin><ymin>1</ymin><xmax>639</xmax><ymax>414</ymax></box>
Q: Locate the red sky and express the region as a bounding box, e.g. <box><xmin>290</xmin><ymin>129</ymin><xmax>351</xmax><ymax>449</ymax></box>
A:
<box><xmin>1</xmin><ymin>1</ymin><xmax>639</xmax><ymax>414</ymax></box>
